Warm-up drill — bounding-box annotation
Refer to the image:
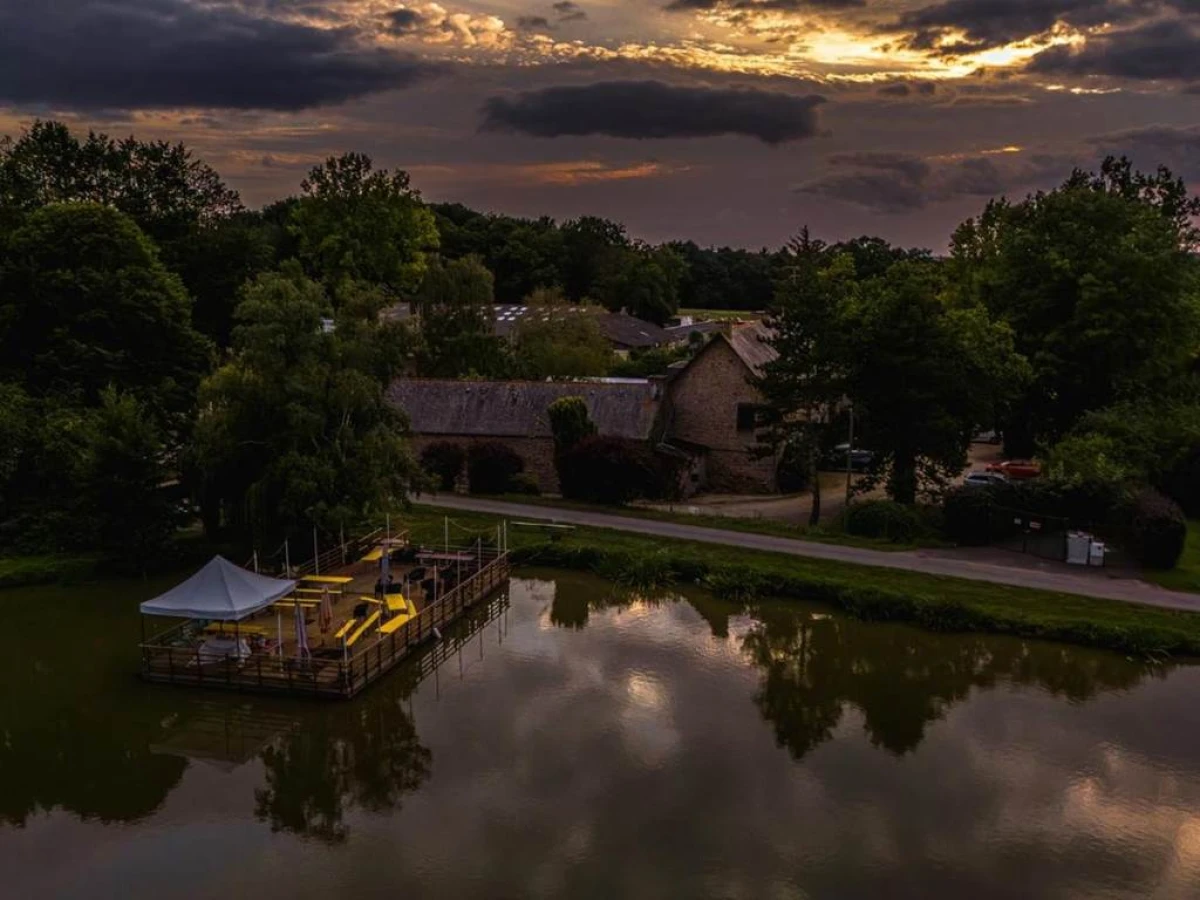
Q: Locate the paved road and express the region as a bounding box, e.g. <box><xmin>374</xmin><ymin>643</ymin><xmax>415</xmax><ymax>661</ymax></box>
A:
<box><xmin>413</xmin><ymin>494</ymin><xmax>1200</xmax><ymax>614</ymax></box>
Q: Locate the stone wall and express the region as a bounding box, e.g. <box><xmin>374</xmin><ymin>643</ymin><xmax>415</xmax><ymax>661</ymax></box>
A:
<box><xmin>666</xmin><ymin>339</ymin><xmax>777</xmax><ymax>493</ymax></box>
<box><xmin>410</xmin><ymin>434</ymin><xmax>560</xmax><ymax>494</ymax></box>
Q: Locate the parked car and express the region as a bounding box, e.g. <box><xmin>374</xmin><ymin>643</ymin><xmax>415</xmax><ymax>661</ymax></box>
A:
<box><xmin>963</xmin><ymin>471</ymin><xmax>1008</xmax><ymax>488</ymax></box>
<box><xmin>826</xmin><ymin>443</ymin><xmax>874</xmax><ymax>472</ymax></box>
<box><xmin>985</xmin><ymin>459</ymin><xmax>1041</xmax><ymax>480</ymax></box>
<box><xmin>972</xmin><ymin>430</ymin><xmax>1002</xmax><ymax>444</ymax></box>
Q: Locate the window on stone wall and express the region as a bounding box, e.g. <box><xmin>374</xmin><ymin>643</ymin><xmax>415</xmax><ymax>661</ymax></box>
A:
<box><xmin>736</xmin><ymin>403</ymin><xmax>759</xmax><ymax>433</ymax></box>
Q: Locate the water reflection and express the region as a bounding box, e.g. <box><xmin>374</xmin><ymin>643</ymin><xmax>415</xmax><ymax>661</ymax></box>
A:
<box><xmin>542</xmin><ymin>573</ymin><xmax>1162</xmax><ymax>761</ymax></box>
<box><xmin>743</xmin><ymin>603</ymin><xmax>1157</xmax><ymax>759</ymax></box>
<box><xmin>254</xmin><ymin>688</ymin><xmax>431</xmax><ymax>843</ymax></box>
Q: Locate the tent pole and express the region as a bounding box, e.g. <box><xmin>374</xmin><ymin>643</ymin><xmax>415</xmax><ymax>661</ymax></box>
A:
<box><xmin>386</xmin><ymin>513</ymin><xmax>391</xmax><ymax>543</ymax></box>
<box><xmin>252</xmin><ymin>550</ymin><xmax>259</xmax><ymax>574</ymax></box>
<box><xmin>277</xmin><ymin>609</ymin><xmax>283</xmax><ymax>658</ymax></box>
<box><xmin>313</xmin><ymin>526</ymin><xmax>319</xmax><ymax>576</ymax></box>
<box><xmin>284</xmin><ymin>540</ymin><xmax>291</xmax><ymax>578</ymax></box>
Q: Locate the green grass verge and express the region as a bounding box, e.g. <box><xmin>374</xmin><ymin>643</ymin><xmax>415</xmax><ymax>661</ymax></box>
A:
<box><xmin>481</xmin><ymin>492</ymin><xmax>933</xmax><ymax>552</ymax></box>
<box><xmin>402</xmin><ymin>504</ymin><xmax>1200</xmax><ymax>660</ymax></box>
<box><xmin>1145</xmin><ymin>520</ymin><xmax>1200</xmax><ymax>594</ymax></box>
<box><xmin>0</xmin><ymin>555</ymin><xmax>100</xmax><ymax>589</ymax></box>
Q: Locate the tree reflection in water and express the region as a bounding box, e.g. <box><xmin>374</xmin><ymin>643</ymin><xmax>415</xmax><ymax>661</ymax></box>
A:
<box><xmin>254</xmin><ymin>683</ymin><xmax>431</xmax><ymax>844</ymax></box>
<box><xmin>742</xmin><ymin>602</ymin><xmax>1163</xmax><ymax>759</ymax></box>
<box><xmin>541</xmin><ymin>572</ymin><xmax>1164</xmax><ymax>763</ymax></box>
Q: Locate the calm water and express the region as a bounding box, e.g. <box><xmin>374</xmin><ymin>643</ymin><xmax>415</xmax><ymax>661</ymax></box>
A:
<box><xmin>3</xmin><ymin>570</ymin><xmax>1200</xmax><ymax>899</ymax></box>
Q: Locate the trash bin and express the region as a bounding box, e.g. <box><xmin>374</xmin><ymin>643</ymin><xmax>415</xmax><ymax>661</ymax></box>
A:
<box><xmin>1066</xmin><ymin>531</ymin><xmax>1091</xmax><ymax>565</ymax></box>
<box><xmin>1088</xmin><ymin>540</ymin><xmax>1106</xmax><ymax>567</ymax></box>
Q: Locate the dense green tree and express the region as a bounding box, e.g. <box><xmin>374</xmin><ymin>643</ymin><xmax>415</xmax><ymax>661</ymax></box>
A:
<box><xmin>561</xmin><ymin>215</ymin><xmax>629</xmax><ymax>302</ymax></box>
<box><xmin>757</xmin><ymin>230</ymin><xmax>856</xmax><ymax>524</ymax></box>
<box><xmin>290</xmin><ymin>153</ymin><xmax>438</xmax><ymax>294</ymax></box>
<box><xmin>415</xmin><ymin>256</ymin><xmax>509</xmax><ymax>377</ymax></box>
<box><xmin>512</xmin><ymin>293</ymin><xmax>613</xmax><ymax>378</ymax></box>
<box><xmin>826</xmin><ymin>235</ymin><xmax>932</xmax><ymax>281</ymax></box>
<box><xmin>951</xmin><ymin>158</ymin><xmax>1200</xmax><ymax>454</ymax></box>
<box><xmin>189</xmin><ymin>265</ymin><xmax>415</xmax><ymax>543</ymax></box>
<box><xmin>168</xmin><ymin>211</ymin><xmax>279</xmax><ymax>346</ymax></box>
<box><xmin>0</xmin><ymin>203</ymin><xmax>212</xmax><ymax>431</ymax></box>
<box><xmin>0</xmin><ymin>120</ymin><xmax>240</xmax><ymax>243</ymax></box>
<box><xmin>845</xmin><ymin>261</ymin><xmax>1027</xmax><ymax>503</ymax></box>
<box><xmin>596</xmin><ymin>244</ymin><xmax>686</xmax><ymax>326</ymax></box>
<box><xmin>670</xmin><ymin>241</ymin><xmax>777</xmax><ymax>312</ymax></box>
<box><xmin>547</xmin><ymin>396</ymin><xmax>596</xmax><ymax>458</ymax></box>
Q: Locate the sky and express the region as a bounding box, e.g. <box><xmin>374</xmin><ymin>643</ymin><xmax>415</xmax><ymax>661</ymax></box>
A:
<box><xmin>2</xmin><ymin>1</ymin><xmax>1200</xmax><ymax>249</ymax></box>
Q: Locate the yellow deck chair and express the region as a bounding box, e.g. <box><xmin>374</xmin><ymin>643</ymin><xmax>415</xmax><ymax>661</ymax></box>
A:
<box><xmin>384</xmin><ymin>592</ymin><xmax>409</xmax><ymax>616</ymax></box>
<box><xmin>344</xmin><ymin>611</ymin><xmax>381</xmax><ymax>648</ymax></box>
<box><xmin>360</xmin><ymin>547</ymin><xmax>383</xmax><ymax>563</ymax></box>
<box><xmin>333</xmin><ymin>618</ymin><xmax>356</xmax><ymax>641</ymax></box>
<box><xmin>379</xmin><ymin>613</ymin><xmax>413</xmax><ymax>635</ymax></box>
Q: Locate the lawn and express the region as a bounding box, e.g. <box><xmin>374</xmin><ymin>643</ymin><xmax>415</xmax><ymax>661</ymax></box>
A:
<box><xmin>399</xmin><ymin>504</ymin><xmax>1200</xmax><ymax>659</ymax></box>
<box><xmin>0</xmin><ymin>555</ymin><xmax>99</xmax><ymax>588</ymax></box>
<box><xmin>1145</xmin><ymin>520</ymin><xmax>1200</xmax><ymax>594</ymax></box>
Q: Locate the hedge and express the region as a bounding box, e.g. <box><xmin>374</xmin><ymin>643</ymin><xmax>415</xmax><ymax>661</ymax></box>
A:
<box><xmin>420</xmin><ymin>442</ymin><xmax>465</xmax><ymax>491</ymax></box>
<box><xmin>843</xmin><ymin>500</ymin><xmax>922</xmax><ymax>544</ymax></box>
<box><xmin>467</xmin><ymin>442</ymin><xmax>525</xmax><ymax>495</ymax></box>
<box><xmin>1128</xmin><ymin>488</ymin><xmax>1187</xmax><ymax>570</ymax></box>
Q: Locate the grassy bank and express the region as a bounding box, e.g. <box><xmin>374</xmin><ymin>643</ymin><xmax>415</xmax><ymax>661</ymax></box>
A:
<box><xmin>404</xmin><ymin>505</ymin><xmax>1200</xmax><ymax>660</ymax></box>
<box><xmin>0</xmin><ymin>555</ymin><xmax>100</xmax><ymax>589</ymax></box>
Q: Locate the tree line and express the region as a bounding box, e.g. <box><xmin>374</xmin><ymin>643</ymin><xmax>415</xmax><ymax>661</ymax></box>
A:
<box><xmin>2</xmin><ymin>119</ymin><xmax>1198</xmax><ymax>567</ymax></box>
<box><xmin>758</xmin><ymin>158</ymin><xmax>1200</xmax><ymax>566</ymax></box>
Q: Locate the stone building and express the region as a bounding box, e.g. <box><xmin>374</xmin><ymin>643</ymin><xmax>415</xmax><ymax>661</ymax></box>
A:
<box><xmin>389</xmin><ymin>378</ymin><xmax>666</xmax><ymax>493</ymax></box>
<box><xmin>390</xmin><ymin>322</ymin><xmax>781</xmax><ymax>496</ymax></box>
<box><xmin>662</xmin><ymin>322</ymin><xmax>779</xmax><ymax>493</ymax></box>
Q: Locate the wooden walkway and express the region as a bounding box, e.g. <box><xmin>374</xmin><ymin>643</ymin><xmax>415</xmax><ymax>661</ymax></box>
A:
<box><xmin>141</xmin><ymin>543</ymin><xmax>511</xmax><ymax>700</ymax></box>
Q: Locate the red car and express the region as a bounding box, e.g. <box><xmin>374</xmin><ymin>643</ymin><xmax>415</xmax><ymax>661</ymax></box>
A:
<box><xmin>986</xmin><ymin>459</ymin><xmax>1042</xmax><ymax>480</ymax></box>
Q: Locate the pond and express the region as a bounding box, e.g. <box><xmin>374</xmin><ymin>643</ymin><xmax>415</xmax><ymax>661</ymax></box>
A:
<box><xmin>2</xmin><ymin>569</ymin><xmax>1200</xmax><ymax>898</ymax></box>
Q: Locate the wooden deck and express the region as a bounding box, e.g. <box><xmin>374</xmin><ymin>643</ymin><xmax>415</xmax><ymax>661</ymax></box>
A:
<box><xmin>140</xmin><ymin>534</ymin><xmax>512</xmax><ymax>700</ymax></box>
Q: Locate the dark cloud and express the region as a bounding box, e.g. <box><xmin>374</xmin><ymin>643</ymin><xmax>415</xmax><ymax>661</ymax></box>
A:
<box><xmin>1087</xmin><ymin>124</ymin><xmax>1200</xmax><ymax>180</ymax></box>
<box><xmin>797</xmin><ymin>149</ymin><xmax>1071</xmax><ymax>212</ymax></box>
<box><xmin>877</xmin><ymin>82</ymin><xmax>938</xmax><ymax>97</ymax></box>
<box><xmin>1028</xmin><ymin>19</ymin><xmax>1200</xmax><ymax>82</ymax></box>
<box><xmin>665</xmin><ymin>0</ymin><xmax>864</xmax><ymax>12</ymax></box>
<box><xmin>895</xmin><ymin>0</ymin><xmax>1131</xmax><ymax>55</ymax></box>
<box><xmin>0</xmin><ymin>0</ymin><xmax>440</xmax><ymax>112</ymax></box>
<box><xmin>552</xmin><ymin>1</ymin><xmax>589</xmax><ymax>21</ymax></box>
<box><xmin>385</xmin><ymin>8</ymin><xmax>426</xmax><ymax>34</ymax></box>
<box><xmin>517</xmin><ymin>15</ymin><xmax>553</xmax><ymax>29</ymax></box>
<box><xmin>480</xmin><ymin>80</ymin><xmax>826</xmax><ymax>144</ymax></box>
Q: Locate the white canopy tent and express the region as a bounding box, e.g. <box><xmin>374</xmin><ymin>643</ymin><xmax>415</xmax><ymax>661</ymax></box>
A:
<box><xmin>140</xmin><ymin>556</ymin><xmax>297</xmax><ymax>621</ymax></box>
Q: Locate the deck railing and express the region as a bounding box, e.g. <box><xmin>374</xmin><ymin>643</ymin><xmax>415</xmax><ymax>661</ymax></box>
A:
<box><xmin>338</xmin><ymin>549</ymin><xmax>509</xmax><ymax>696</ymax></box>
<box><xmin>139</xmin><ymin>540</ymin><xmax>509</xmax><ymax>699</ymax></box>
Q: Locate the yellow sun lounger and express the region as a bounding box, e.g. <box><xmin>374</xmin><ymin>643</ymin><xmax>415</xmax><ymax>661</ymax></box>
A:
<box><xmin>344</xmin><ymin>611</ymin><xmax>381</xmax><ymax>648</ymax></box>
<box><xmin>360</xmin><ymin>547</ymin><xmax>383</xmax><ymax>563</ymax></box>
<box><xmin>300</xmin><ymin>575</ymin><xmax>354</xmax><ymax>585</ymax></box>
<box><xmin>384</xmin><ymin>593</ymin><xmax>410</xmax><ymax>616</ymax></box>
<box><xmin>333</xmin><ymin>618</ymin><xmax>356</xmax><ymax>641</ymax></box>
<box><xmin>379</xmin><ymin>613</ymin><xmax>413</xmax><ymax>635</ymax></box>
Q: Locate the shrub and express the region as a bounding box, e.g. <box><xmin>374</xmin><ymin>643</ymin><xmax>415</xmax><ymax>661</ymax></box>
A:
<box><xmin>558</xmin><ymin>436</ymin><xmax>662</xmax><ymax>505</ymax></box>
<box><xmin>547</xmin><ymin>397</ymin><xmax>596</xmax><ymax>456</ymax></box>
<box><xmin>1164</xmin><ymin>445</ymin><xmax>1200</xmax><ymax>518</ymax></box>
<box><xmin>1128</xmin><ymin>488</ymin><xmax>1187</xmax><ymax>570</ymax></box>
<box><xmin>509</xmin><ymin>472</ymin><xmax>541</xmax><ymax>496</ymax></box>
<box><xmin>843</xmin><ymin>500</ymin><xmax>922</xmax><ymax>543</ymax></box>
<box><xmin>420</xmin><ymin>442</ymin><xmax>465</xmax><ymax>491</ymax></box>
<box><xmin>467</xmin><ymin>441</ymin><xmax>524</xmax><ymax>495</ymax></box>
<box><xmin>941</xmin><ymin>486</ymin><xmax>1000</xmax><ymax>545</ymax></box>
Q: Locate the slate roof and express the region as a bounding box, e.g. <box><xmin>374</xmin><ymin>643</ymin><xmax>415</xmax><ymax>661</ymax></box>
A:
<box><xmin>389</xmin><ymin>379</ymin><xmax>663</xmax><ymax>440</ymax></box>
<box><xmin>725</xmin><ymin>321</ymin><xmax>777</xmax><ymax>378</ymax></box>
<box><xmin>492</xmin><ymin>305</ymin><xmax>668</xmax><ymax>349</ymax></box>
